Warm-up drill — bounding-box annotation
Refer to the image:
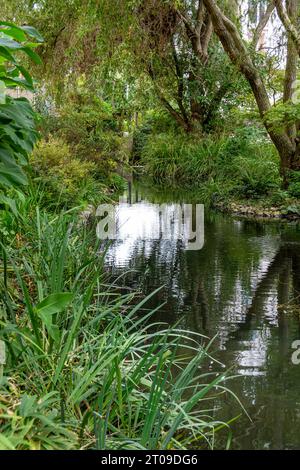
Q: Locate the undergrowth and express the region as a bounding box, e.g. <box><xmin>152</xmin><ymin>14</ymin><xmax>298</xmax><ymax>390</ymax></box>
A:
<box><xmin>0</xmin><ymin>194</ymin><xmax>242</xmax><ymax>450</ymax></box>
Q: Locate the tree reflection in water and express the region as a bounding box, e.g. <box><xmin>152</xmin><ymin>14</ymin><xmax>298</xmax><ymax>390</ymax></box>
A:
<box><xmin>103</xmin><ymin>182</ymin><xmax>300</xmax><ymax>449</ymax></box>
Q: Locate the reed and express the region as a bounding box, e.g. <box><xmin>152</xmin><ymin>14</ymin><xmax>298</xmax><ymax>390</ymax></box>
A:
<box><xmin>0</xmin><ymin>201</ymin><xmax>242</xmax><ymax>450</ymax></box>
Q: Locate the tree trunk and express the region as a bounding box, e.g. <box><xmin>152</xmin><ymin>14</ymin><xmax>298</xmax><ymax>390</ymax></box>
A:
<box><xmin>203</xmin><ymin>0</ymin><xmax>300</xmax><ymax>186</ymax></box>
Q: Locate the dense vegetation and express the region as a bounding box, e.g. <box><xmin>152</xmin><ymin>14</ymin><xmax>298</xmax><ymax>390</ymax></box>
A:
<box><xmin>0</xmin><ymin>0</ymin><xmax>300</xmax><ymax>451</ymax></box>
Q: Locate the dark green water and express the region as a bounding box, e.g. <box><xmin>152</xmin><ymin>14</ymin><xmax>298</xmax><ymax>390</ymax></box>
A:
<box><xmin>104</xmin><ymin>181</ymin><xmax>300</xmax><ymax>450</ymax></box>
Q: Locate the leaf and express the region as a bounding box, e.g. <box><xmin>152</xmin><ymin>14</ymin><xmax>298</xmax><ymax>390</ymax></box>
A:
<box><xmin>0</xmin><ymin>194</ymin><xmax>19</xmax><ymax>216</ymax></box>
<box><xmin>20</xmin><ymin>26</ymin><xmax>44</xmax><ymax>43</ymax></box>
<box><xmin>0</xmin><ymin>162</ymin><xmax>28</xmax><ymax>187</ymax></box>
<box><xmin>0</xmin><ymin>37</ymin><xmax>21</xmax><ymax>50</ymax></box>
<box><xmin>0</xmin><ymin>146</ymin><xmax>16</xmax><ymax>165</ymax></box>
<box><xmin>19</xmin><ymin>394</ymin><xmax>37</xmax><ymax>417</ymax></box>
<box><xmin>0</xmin><ymin>434</ymin><xmax>15</xmax><ymax>450</ymax></box>
<box><xmin>0</xmin><ymin>45</ymin><xmax>17</xmax><ymax>64</ymax></box>
<box><xmin>0</xmin><ymin>80</ymin><xmax>5</xmax><ymax>104</ymax></box>
<box><xmin>0</xmin><ymin>23</ymin><xmax>27</xmax><ymax>42</ymax></box>
<box><xmin>21</xmin><ymin>46</ymin><xmax>42</xmax><ymax>65</ymax></box>
<box><xmin>35</xmin><ymin>293</ymin><xmax>74</xmax><ymax>343</ymax></box>
<box><xmin>16</xmin><ymin>65</ymin><xmax>33</xmax><ymax>88</ymax></box>
<box><xmin>1</xmin><ymin>75</ymin><xmax>34</xmax><ymax>91</ymax></box>
<box><xmin>36</xmin><ymin>293</ymin><xmax>74</xmax><ymax>316</ymax></box>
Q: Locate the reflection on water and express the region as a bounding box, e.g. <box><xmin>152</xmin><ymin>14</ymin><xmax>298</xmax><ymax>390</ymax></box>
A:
<box><xmin>104</xmin><ymin>181</ymin><xmax>300</xmax><ymax>449</ymax></box>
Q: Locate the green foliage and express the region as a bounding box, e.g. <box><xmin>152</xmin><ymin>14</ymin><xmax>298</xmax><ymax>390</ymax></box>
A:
<box><xmin>233</xmin><ymin>155</ymin><xmax>279</xmax><ymax>198</ymax></box>
<box><xmin>0</xmin><ymin>97</ymin><xmax>37</xmax><ymax>190</ymax></box>
<box><xmin>140</xmin><ymin>127</ymin><xmax>281</xmax><ymax>201</ymax></box>
<box><xmin>30</xmin><ymin>137</ymin><xmax>114</xmax><ymax>208</ymax></box>
<box><xmin>30</xmin><ymin>91</ymin><xmax>129</xmax><ymax>209</ymax></box>
<box><xmin>41</xmin><ymin>92</ymin><xmax>128</xmax><ymax>176</ymax></box>
<box><xmin>0</xmin><ymin>204</ymin><xmax>240</xmax><ymax>450</ymax></box>
<box><xmin>287</xmin><ymin>171</ymin><xmax>300</xmax><ymax>198</ymax></box>
<box><xmin>0</xmin><ymin>392</ymin><xmax>77</xmax><ymax>450</ymax></box>
<box><xmin>106</xmin><ymin>172</ymin><xmax>128</xmax><ymax>191</ymax></box>
<box><xmin>265</xmin><ymin>102</ymin><xmax>300</xmax><ymax>132</ymax></box>
<box><xmin>132</xmin><ymin>111</ymin><xmax>180</xmax><ymax>162</ymax></box>
<box><xmin>0</xmin><ymin>22</ymin><xmax>42</xmax><ymax>193</ymax></box>
<box><xmin>0</xmin><ymin>22</ymin><xmax>43</xmax><ymax>91</ymax></box>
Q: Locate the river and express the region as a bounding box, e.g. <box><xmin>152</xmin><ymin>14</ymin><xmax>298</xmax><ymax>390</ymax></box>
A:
<box><xmin>103</xmin><ymin>180</ymin><xmax>300</xmax><ymax>450</ymax></box>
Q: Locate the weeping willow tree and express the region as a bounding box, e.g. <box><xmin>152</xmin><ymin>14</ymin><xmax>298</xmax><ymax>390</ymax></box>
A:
<box><xmin>0</xmin><ymin>0</ymin><xmax>248</xmax><ymax>133</ymax></box>
<box><xmin>2</xmin><ymin>0</ymin><xmax>300</xmax><ymax>184</ymax></box>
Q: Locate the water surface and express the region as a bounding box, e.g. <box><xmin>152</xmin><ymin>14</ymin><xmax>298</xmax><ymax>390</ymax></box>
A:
<box><xmin>104</xmin><ymin>181</ymin><xmax>300</xmax><ymax>450</ymax></box>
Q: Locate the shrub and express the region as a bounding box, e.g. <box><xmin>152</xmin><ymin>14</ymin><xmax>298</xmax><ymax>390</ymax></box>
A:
<box><xmin>233</xmin><ymin>155</ymin><xmax>280</xmax><ymax>198</ymax></box>
<box><xmin>30</xmin><ymin>138</ymin><xmax>110</xmax><ymax>208</ymax></box>
<box><xmin>288</xmin><ymin>171</ymin><xmax>300</xmax><ymax>198</ymax></box>
<box><xmin>140</xmin><ymin>129</ymin><xmax>281</xmax><ymax>201</ymax></box>
<box><xmin>48</xmin><ymin>94</ymin><xmax>127</xmax><ymax>173</ymax></box>
<box><xmin>38</xmin><ymin>92</ymin><xmax>129</xmax><ymax>179</ymax></box>
<box><xmin>106</xmin><ymin>172</ymin><xmax>128</xmax><ymax>191</ymax></box>
<box><xmin>270</xmin><ymin>189</ymin><xmax>290</xmax><ymax>205</ymax></box>
<box><xmin>288</xmin><ymin>182</ymin><xmax>300</xmax><ymax>199</ymax></box>
<box><xmin>31</xmin><ymin>137</ymin><xmax>71</xmax><ymax>171</ymax></box>
<box><xmin>131</xmin><ymin>111</ymin><xmax>182</xmax><ymax>162</ymax></box>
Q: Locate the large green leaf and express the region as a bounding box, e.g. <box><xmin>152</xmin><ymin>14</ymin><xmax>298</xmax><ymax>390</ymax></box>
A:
<box><xmin>0</xmin><ymin>146</ymin><xmax>15</xmax><ymax>165</ymax></box>
<box><xmin>0</xmin><ymin>75</ymin><xmax>34</xmax><ymax>90</ymax></box>
<box><xmin>0</xmin><ymin>45</ymin><xmax>17</xmax><ymax>64</ymax></box>
<box><xmin>21</xmin><ymin>46</ymin><xmax>43</xmax><ymax>65</ymax></box>
<box><xmin>0</xmin><ymin>162</ymin><xmax>28</xmax><ymax>187</ymax></box>
<box><xmin>0</xmin><ymin>194</ymin><xmax>18</xmax><ymax>216</ymax></box>
<box><xmin>16</xmin><ymin>65</ymin><xmax>34</xmax><ymax>88</ymax></box>
<box><xmin>0</xmin><ymin>22</ymin><xmax>27</xmax><ymax>42</ymax></box>
<box><xmin>20</xmin><ymin>26</ymin><xmax>44</xmax><ymax>43</ymax></box>
<box><xmin>35</xmin><ymin>293</ymin><xmax>74</xmax><ymax>342</ymax></box>
<box><xmin>0</xmin><ymin>98</ymin><xmax>35</xmax><ymax>129</ymax></box>
<box><xmin>0</xmin><ymin>37</ymin><xmax>21</xmax><ymax>50</ymax></box>
<box><xmin>36</xmin><ymin>293</ymin><xmax>74</xmax><ymax>317</ymax></box>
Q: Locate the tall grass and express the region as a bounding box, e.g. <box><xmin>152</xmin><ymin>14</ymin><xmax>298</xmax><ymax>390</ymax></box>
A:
<box><xmin>141</xmin><ymin>131</ymin><xmax>281</xmax><ymax>203</ymax></box>
<box><xmin>0</xmin><ymin>197</ymin><xmax>242</xmax><ymax>450</ymax></box>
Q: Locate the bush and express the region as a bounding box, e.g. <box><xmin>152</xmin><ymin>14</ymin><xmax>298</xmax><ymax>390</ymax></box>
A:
<box><xmin>44</xmin><ymin>94</ymin><xmax>127</xmax><ymax>174</ymax></box>
<box><xmin>233</xmin><ymin>155</ymin><xmax>280</xmax><ymax>198</ymax></box>
<box><xmin>140</xmin><ymin>129</ymin><xmax>281</xmax><ymax>201</ymax></box>
<box><xmin>106</xmin><ymin>172</ymin><xmax>128</xmax><ymax>191</ymax></box>
<box><xmin>287</xmin><ymin>171</ymin><xmax>300</xmax><ymax>198</ymax></box>
<box><xmin>288</xmin><ymin>182</ymin><xmax>300</xmax><ymax>198</ymax></box>
<box><xmin>131</xmin><ymin>111</ymin><xmax>182</xmax><ymax>162</ymax></box>
<box><xmin>30</xmin><ymin>138</ymin><xmax>110</xmax><ymax>208</ymax></box>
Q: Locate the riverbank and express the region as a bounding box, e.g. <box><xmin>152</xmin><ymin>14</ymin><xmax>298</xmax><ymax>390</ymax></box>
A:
<box><xmin>132</xmin><ymin>126</ymin><xmax>300</xmax><ymax>221</ymax></box>
<box><xmin>132</xmin><ymin>169</ymin><xmax>300</xmax><ymax>222</ymax></box>
<box><xmin>214</xmin><ymin>198</ymin><xmax>300</xmax><ymax>221</ymax></box>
